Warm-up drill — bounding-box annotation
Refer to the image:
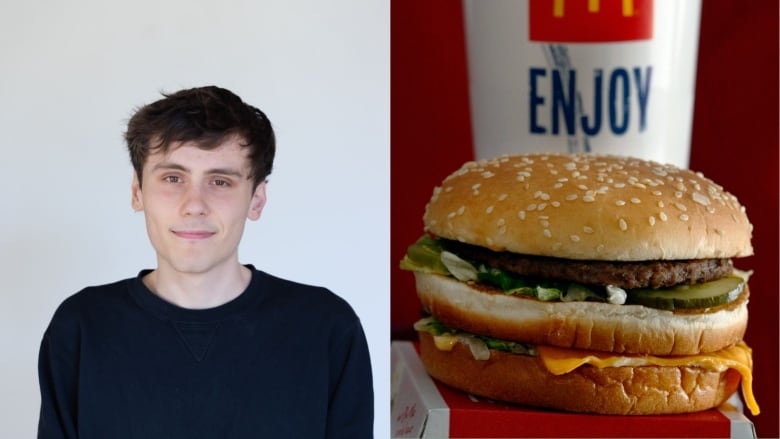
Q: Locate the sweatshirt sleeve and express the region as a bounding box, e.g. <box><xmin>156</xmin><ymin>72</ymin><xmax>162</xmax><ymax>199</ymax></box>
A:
<box><xmin>37</xmin><ymin>302</ymin><xmax>81</xmax><ymax>439</ymax></box>
<box><xmin>326</xmin><ymin>316</ymin><xmax>374</xmax><ymax>439</ymax></box>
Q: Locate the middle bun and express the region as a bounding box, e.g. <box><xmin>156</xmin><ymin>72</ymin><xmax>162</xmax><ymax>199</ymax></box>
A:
<box><xmin>415</xmin><ymin>272</ymin><xmax>749</xmax><ymax>355</ymax></box>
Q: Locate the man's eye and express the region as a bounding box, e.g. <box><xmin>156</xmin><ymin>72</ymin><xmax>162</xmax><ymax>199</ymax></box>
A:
<box><xmin>164</xmin><ymin>176</ymin><xmax>182</xmax><ymax>183</ymax></box>
<box><xmin>213</xmin><ymin>179</ymin><xmax>230</xmax><ymax>187</ymax></box>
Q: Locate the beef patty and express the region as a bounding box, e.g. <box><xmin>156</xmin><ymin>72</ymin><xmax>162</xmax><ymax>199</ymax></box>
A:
<box><xmin>444</xmin><ymin>240</ymin><xmax>734</xmax><ymax>289</ymax></box>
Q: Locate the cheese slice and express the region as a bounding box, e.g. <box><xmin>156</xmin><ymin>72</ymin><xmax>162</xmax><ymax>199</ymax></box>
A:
<box><xmin>538</xmin><ymin>341</ymin><xmax>759</xmax><ymax>416</ymax></box>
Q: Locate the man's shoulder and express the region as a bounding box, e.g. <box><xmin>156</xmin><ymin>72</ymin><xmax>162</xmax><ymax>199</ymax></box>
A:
<box><xmin>51</xmin><ymin>277</ymin><xmax>136</xmax><ymax>321</ymax></box>
<box><xmin>253</xmin><ymin>269</ymin><xmax>358</xmax><ymax>320</ymax></box>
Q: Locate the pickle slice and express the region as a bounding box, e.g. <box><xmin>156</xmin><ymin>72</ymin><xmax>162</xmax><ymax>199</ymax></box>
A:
<box><xmin>625</xmin><ymin>276</ymin><xmax>745</xmax><ymax>310</ymax></box>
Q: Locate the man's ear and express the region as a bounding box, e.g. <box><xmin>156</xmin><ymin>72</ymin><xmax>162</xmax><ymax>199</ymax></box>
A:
<box><xmin>131</xmin><ymin>172</ymin><xmax>144</xmax><ymax>212</ymax></box>
<box><xmin>247</xmin><ymin>181</ymin><xmax>267</xmax><ymax>221</ymax></box>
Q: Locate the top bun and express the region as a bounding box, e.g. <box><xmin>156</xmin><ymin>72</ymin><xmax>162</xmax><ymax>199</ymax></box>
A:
<box><xmin>423</xmin><ymin>154</ymin><xmax>753</xmax><ymax>261</ymax></box>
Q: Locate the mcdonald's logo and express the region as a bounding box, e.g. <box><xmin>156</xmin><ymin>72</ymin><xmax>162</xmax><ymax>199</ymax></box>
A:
<box><xmin>530</xmin><ymin>0</ymin><xmax>653</xmax><ymax>42</ymax></box>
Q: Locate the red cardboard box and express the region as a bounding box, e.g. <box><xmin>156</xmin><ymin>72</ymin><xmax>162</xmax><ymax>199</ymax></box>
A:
<box><xmin>391</xmin><ymin>341</ymin><xmax>756</xmax><ymax>438</ymax></box>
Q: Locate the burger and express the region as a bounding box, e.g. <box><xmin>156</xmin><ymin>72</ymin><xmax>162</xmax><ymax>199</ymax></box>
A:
<box><xmin>400</xmin><ymin>153</ymin><xmax>759</xmax><ymax>416</ymax></box>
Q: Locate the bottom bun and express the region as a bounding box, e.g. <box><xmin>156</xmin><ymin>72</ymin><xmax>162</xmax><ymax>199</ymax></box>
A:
<box><xmin>418</xmin><ymin>331</ymin><xmax>741</xmax><ymax>415</ymax></box>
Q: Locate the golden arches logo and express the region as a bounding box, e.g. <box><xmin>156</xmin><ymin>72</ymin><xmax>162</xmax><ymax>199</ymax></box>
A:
<box><xmin>553</xmin><ymin>0</ymin><xmax>635</xmax><ymax>18</ymax></box>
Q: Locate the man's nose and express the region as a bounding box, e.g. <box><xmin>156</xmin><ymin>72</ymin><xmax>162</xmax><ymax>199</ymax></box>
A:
<box><xmin>181</xmin><ymin>185</ymin><xmax>210</xmax><ymax>216</ymax></box>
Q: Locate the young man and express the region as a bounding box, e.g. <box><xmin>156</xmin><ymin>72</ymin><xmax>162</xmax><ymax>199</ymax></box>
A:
<box><xmin>37</xmin><ymin>86</ymin><xmax>373</xmax><ymax>438</ymax></box>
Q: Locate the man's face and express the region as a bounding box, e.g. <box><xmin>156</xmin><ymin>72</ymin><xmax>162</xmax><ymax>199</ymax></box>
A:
<box><xmin>131</xmin><ymin>138</ymin><xmax>266</xmax><ymax>276</ymax></box>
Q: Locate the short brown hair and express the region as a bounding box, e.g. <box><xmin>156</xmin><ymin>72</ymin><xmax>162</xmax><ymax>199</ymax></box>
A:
<box><xmin>125</xmin><ymin>86</ymin><xmax>275</xmax><ymax>189</ymax></box>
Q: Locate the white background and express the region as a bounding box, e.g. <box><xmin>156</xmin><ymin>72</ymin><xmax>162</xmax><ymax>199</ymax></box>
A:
<box><xmin>0</xmin><ymin>0</ymin><xmax>389</xmax><ymax>437</ymax></box>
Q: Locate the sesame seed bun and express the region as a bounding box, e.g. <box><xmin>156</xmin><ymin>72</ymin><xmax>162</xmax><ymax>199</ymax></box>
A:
<box><xmin>418</xmin><ymin>331</ymin><xmax>742</xmax><ymax>415</ymax></box>
<box><xmin>423</xmin><ymin>154</ymin><xmax>753</xmax><ymax>261</ymax></box>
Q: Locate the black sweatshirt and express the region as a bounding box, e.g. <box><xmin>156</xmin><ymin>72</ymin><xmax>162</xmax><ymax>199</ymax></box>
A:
<box><xmin>38</xmin><ymin>266</ymin><xmax>373</xmax><ymax>438</ymax></box>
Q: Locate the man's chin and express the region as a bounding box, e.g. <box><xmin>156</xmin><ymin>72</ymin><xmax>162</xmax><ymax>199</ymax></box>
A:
<box><xmin>158</xmin><ymin>257</ymin><xmax>237</xmax><ymax>276</ymax></box>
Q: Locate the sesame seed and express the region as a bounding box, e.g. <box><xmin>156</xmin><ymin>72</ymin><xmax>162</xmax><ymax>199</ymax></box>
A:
<box><xmin>674</xmin><ymin>202</ymin><xmax>687</xmax><ymax>212</ymax></box>
<box><xmin>674</xmin><ymin>191</ymin><xmax>683</xmax><ymax>198</ymax></box>
<box><xmin>558</xmin><ymin>177</ymin><xmax>569</xmax><ymax>182</ymax></box>
<box><xmin>551</xmin><ymin>201</ymin><xmax>561</xmax><ymax>207</ymax></box>
<box><xmin>648</xmin><ymin>216</ymin><xmax>656</xmax><ymax>226</ymax></box>
<box><xmin>565</xmin><ymin>194</ymin><xmax>578</xmax><ymax>201</ymax></box>
<box><xmin>570</xmin><ymin>235</ymin><xmax>581</xmax><ymax>242</ymax></box>
<box><xmin>497</xmin><ymin>218</ymin><xmax>506</xmax><ymax>227</ymax></box>
<box><xmin>692</xmin><ymin>191</ymin><xmax>710</xmax><ymax>206</ymax></box>
<box><xmin>486</xmin><ymin>237</ymin><xmax>494</xmax><ymax>246</ymax></box>
<box><xmin>457</xmin><ymin>206</ymin><xmax>465</xmax><ymax>215</ymax></box>
<box><xmin>486</xmin><ymin>205</ymin><xmax>494</xmax><ymax>214</ymax></box>
<box><xmin>630</xmin><ymin>198</ymin><xmax>641</xmax><ymax>204</ymax></box>
<box><xmin>540</xmin><ymin>220</ymin><xmax>550</xmax><ymax>228</ymax></box>
<box><xmin>619</xmin><ymin>218</ymin><xmax>628</xmax><ymax>231</ymax></box>
<box><xmin>482</xmin><ymin>171</ymin><xmax>495</xmax><ymax>178</ymax></box>
<box><xmin>498</xmin><ymin>193</ymin><xmax>508</xmax><ymax>201</ymax></box>
<box><xmin>447</xmin><ymin>212</ymin><xmax>456</xmax><ymax>219</ymax></box>
<box><xmin>615</xmin><ymin>200</ymin><xmax>626</xmax><ymax>206</ymax></box>
<box><xmin>472</xmin><ymin>183</ymin><xmax>481</xmax><ymax>191</ymax></box>
<box><xmin>553</xmin><ymin>183</ymin><xmax>563</xmax><ymax>189</ymax></box>
<box><xmin>445</xmin><ymin>186</ymin><xmax>453</xmax><ymax>192</ymax></box>
<box><xmin>583</xmin><ymin>195</ymin><xmax>595</xmax><ymax>202</ymax></box>
<box><xmin>583</xmin><ymin>226</ymin><xmax>594</xmax><ymax>234</ymax></box>
<box><xmin>679</xmin><ymin>214</ymin><xmax>689</xmax><ymax>221</ymax></box>
<box><xmin>538</xmin><ymin>203</ymin><xmax>547</xmax><ymax>211</ymax></box>
<box><xmin>518</xmin><ymin>211</ymin><xmax>526</xmax><ymax>220</ymax></box>
<box><xmin>657</xmin><ymin>201</ymin><xmax>665</xmax><ymax>208</ymax></box>
<box><xmin>543</xmin><ymin>229</ymin><xmax>552</xmax><ymax>238</ymax></box>
<box><xmin>527</xmin><ymin>203</ymin><xmax>537</xmax><ymax>211</ymax></box>
<box><xmin>659</xmin><ymin>212</ymin><xmax>668</xmax><ymax>221</ymax></box>
<box><xmin>578</xmin><ymin>184</ymin><xmax>588</xmax><ymax>190</ymax></box>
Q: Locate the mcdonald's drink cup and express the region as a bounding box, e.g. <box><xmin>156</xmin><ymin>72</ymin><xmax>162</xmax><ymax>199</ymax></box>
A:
<box><xmin>463</xmin><ymin>0</ymin><xmax>701</xmax><ymax>168</ymax></box>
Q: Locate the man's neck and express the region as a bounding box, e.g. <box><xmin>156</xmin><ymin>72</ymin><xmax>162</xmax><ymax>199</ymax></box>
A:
<box><xmin>143</xmin><ymin>262</ymin><xmax>252</xmax><ymax>310</ymax></box>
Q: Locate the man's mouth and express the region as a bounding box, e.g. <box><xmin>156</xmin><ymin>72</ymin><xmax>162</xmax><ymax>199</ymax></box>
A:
<box><xmin>171</xmin><ymin>230</ymin><xmax>216</xmax><ymax>240</ymax></box>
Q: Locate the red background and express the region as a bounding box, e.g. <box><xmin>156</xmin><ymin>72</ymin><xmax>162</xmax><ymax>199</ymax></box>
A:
<box><xmin>390</xmin><ymin>1</ymin><xmax>778</xmax><ymax>437</ymax></box>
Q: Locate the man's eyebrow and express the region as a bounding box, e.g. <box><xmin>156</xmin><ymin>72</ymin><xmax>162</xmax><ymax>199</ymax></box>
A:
<box><xmin>207</xmin><ymin>168</ymin><xmax>245</xmax><ymax>178</ymax></box>
<box><xmin>151</xmin><ymin>162</ymin><xmax>245</xmax><ymax>178</ymax></box>
<box><xmin>151</xmin><ymin>162</ymin><xmax>189</xmax><ymax>173</ymax></box>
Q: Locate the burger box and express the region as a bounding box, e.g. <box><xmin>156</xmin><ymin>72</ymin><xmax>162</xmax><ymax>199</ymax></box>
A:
<box><xmin>391</xmin><ymin>341</ymin><xmax>756</xmax><ymax>439</ymax></box>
